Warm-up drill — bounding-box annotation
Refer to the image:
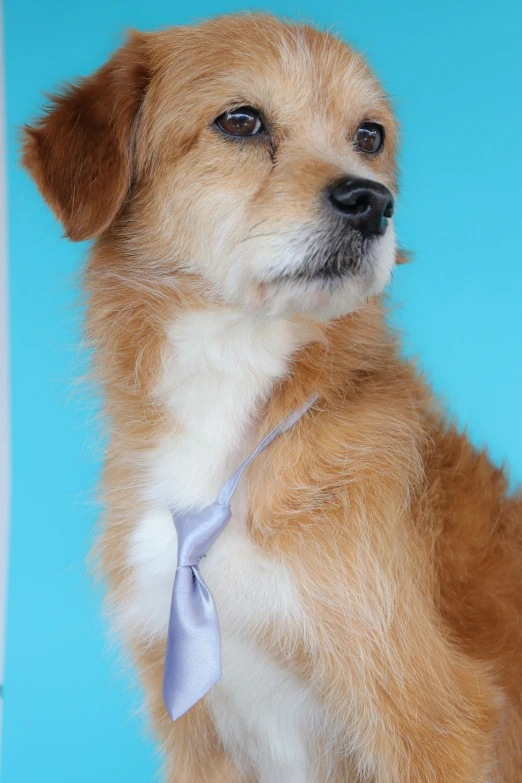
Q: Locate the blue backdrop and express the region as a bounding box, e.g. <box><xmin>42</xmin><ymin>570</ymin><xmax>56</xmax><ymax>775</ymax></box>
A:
<box><xmin>2</xmin><ymin>1</ymin><xmax>522</xmax><ymax>781</ymax></box>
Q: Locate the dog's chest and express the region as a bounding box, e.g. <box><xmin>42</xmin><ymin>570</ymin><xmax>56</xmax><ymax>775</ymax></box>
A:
<box><xmin>127</xmin><ymin>499</ymin><xmax>328</xmax><ymax>782</ymax></box>
<box><xmin>124</xmin><ymin>311</ymin><xmax>330</xmax><ymax>781</ymax></box>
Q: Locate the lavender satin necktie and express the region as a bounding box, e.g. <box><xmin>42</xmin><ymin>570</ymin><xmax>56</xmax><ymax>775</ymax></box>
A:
<box><xmin>163</xmin><ymin>396</ymin><xmax>317</xmax><ymax>721</ymax></box>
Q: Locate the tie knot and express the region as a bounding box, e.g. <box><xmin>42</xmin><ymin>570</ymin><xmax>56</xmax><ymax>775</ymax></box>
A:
<box><xmin>174</xmin><ymin>502</ymin><xmax>232</xmax><ymax>568</ymax></box>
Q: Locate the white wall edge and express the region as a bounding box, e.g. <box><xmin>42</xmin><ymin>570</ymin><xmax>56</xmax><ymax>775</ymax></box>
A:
<box><xmin>0</xmin><ymin>0</ymin><xmax>10</xmax><ymax>760</ymax></box>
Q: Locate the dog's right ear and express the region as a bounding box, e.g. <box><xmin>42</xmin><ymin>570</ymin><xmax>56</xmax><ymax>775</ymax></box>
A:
<box><xmin>21</xmin><ymin>32</ymin><xmax>150</xmax><ymax>242</ymax></box>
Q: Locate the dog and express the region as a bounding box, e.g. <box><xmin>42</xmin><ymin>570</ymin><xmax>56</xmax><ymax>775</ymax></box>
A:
<box><xmin>22</xmin><ymin>13</ymin><xmax>522</xmax><ymax>782</ymax></box>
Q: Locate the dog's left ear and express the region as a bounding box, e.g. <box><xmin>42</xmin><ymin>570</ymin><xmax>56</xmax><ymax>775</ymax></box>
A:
<box><xmin>396</xmin><ymin>248</ymin><xmax>413</xmax><ymax>265</ymax></box>
<box><xmin>21</xmin><ymin>32</ymin><xmax>150</xmax><ymax>242</ymax></box>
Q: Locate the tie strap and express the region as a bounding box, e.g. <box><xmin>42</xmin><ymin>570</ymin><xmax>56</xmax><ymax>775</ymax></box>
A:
<box><xmin>163</xmin><ymin>394</ymin><xmax>318</xmax><ymax>721</ymax></box>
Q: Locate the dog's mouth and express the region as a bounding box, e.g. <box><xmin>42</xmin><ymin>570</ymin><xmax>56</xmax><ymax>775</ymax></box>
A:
<box><xmin>241</xmin><ymin>219</ymin><xmax>396</xmax><ymax>319</ymax></box>
<box><xmin>264</xmin><ymin>224</ymin><xmax>382</xmax><ymax>287</ymax></box>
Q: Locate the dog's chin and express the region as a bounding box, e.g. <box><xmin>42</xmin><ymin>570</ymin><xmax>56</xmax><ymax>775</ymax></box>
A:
<box><xmin>222</xmin><ymin>223</ymin><xmax>396</xmax><ymax>320</ymax></box>
<box><xmin>250</xmin><ymin>277</ymin><xmax>361</xmax><ymax>320</ymax></box>
<box><xmin>243</xmin><ymin>237</ymin><xmax>396</xmax><ymax>320</ymax></box>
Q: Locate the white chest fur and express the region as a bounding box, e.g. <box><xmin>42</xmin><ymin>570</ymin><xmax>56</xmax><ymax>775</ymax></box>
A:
<box><xmin>121</xmin><ymin>310</ymin><xmax>333</xmax><ymax>782</ymax></box>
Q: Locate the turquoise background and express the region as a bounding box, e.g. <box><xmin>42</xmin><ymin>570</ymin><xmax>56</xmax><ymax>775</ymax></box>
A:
<box><xmin>2</xmin><ymin>0</ymin><xmax>521</xmax><ymax>780</ymax></box>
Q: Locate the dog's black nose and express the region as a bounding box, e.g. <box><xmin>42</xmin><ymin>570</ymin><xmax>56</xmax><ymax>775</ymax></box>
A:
<box><xmin>327</xmin><ymin>177</ymin><xmax>394</xmax><ymax>237</ymax></box>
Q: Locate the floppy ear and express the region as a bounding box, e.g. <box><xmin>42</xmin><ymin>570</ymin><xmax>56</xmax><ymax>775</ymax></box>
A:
<box><xmin>396</xmin><ymin>248</ymin><xmax>413</xmax><ymax>265</ymax></box>
<box><xmin>21</xmin><ymin>32</ymin><xmax>149</xmax><ymax>242</ymax></box>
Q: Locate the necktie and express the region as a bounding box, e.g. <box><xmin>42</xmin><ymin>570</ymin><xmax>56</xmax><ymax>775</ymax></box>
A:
<box><xmin>163</xmin><ymin>395</ymin><xmax>317</xmax><ymax>721</ymax></box>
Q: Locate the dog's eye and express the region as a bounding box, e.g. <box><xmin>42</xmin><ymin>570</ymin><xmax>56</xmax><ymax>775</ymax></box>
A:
<box><xmin>214</xmin><ymin>106</ymin><xmax>265</xmax><ymax>137</ymax></box>
<box><xmin>355</xmin><ymin>122</ymin><xmax>384</xmax><ymax>154</ymax></box>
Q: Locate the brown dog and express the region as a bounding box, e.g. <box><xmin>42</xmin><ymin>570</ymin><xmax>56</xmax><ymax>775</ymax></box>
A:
<box><xmin>22</xmin><ymin>13</ymin><xmax>522</xmax><ymax>782</ymax></box>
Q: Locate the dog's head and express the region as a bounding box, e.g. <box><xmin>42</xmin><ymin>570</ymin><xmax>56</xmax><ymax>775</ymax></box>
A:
<box><xmin>23</xmin><ymin>14</ymin><xmax>403</xmax><ymax>320</ymax></box>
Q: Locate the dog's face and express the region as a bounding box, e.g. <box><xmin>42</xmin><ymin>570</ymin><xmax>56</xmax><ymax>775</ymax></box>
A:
<box><xmin>23</xmin><ymin>15</ymin><xmax>400</xmax><ymax>321</ymax></box>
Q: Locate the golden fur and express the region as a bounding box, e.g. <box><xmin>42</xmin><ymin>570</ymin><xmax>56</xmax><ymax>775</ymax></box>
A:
<box><xmin>22</xmin><ymin>13</ymin><xmax>522</xmax><ymax>782</ymax></box>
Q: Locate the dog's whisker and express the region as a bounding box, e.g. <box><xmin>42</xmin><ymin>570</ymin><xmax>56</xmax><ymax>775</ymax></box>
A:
<box><xmin>239</xmin><ymin>229</ymin><xmax>297</xmax><ymax>244</ymax></box>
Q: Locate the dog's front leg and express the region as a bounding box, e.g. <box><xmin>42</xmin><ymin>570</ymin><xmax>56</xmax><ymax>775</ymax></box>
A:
<box><xmin>282</xmin><ymin>523</ymin><xmax>501</xmax><ymax>782</ymax></box>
